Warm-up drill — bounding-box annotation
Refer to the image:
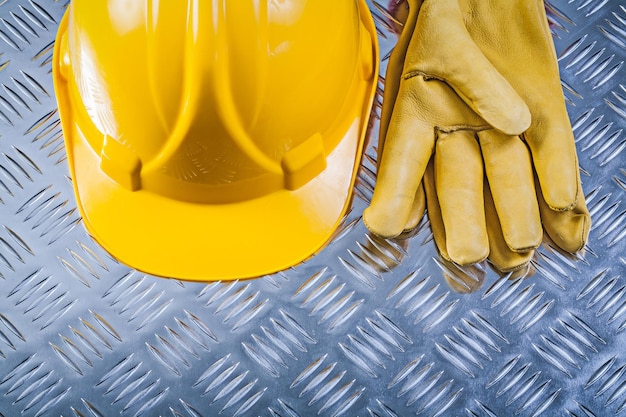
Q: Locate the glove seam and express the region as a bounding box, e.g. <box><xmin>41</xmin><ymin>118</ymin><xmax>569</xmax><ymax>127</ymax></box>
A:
<box><xmin>435</xmin><ymin>125</ymin><xmax>490</xmax><ymax>135</ymax></box>
<box><xmin>362</xmin><ymin>212</ymin><xmax>402</xmax><ymax>240</ymax></box>
<box><xmin>575</xmin><ymin>211</ymin><xmax>590</xmax><ymax>253</ymax></box>
<box><xmin>509</xmin><ymin>244</ymin><xmax>540</xmax><ymax>254</ymax></box>
<box><xmin>402</xmin><ymin>70</ymin><xmax>428</xmax><ymax>80</ymax></box>
<box><xmin>545</xmin><ymin>198</ymin><xmax>578</xmax><ymax>212</ymax></box>
<box><xmin>403</xmin><ymin>70</ymin><xmax>446</xmax><ymax>83</ymax></box>
<box><xmin>577</xmin><ymin>224</ymin><xmax>587</xmax><ymax>252</ymax></box>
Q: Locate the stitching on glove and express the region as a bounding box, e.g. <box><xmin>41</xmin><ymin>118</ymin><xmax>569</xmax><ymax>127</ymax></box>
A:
<box><xmin>577</xmin><ymin>215</ymin><xmax>588</xmax><ymax>252</ymax></box>
<box><xmin>435</xmin><ymin>125</ymin><xmax>490</xmax><ymax>135</ymax></box>
<box><xmin>545</xmin><ymin>197</ymin><xmax>578</xmax><ymax>212</ymax></box>
<box><xmin>510</xmin><ymin>243</ymin><xmax>540</xmax><ymax>253</ymax></box>
<box><xmin>402</xmin><ymin>70</ymin><xmax>441</xmax><ymax>81</ymax></box>
<box><xmin>496</xmin><ymin>259</ymin><xmax>532</xmax><ymax>273</ymax></box>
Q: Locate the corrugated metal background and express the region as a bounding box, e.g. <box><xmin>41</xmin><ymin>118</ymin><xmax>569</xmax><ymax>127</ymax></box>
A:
<box><xmin>0</xmin><ymin>0</ymin><xmax>624</xmax><ymax>415</ymax></box>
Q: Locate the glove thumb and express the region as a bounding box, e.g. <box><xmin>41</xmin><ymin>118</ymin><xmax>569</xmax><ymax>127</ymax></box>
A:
<box><xmin>413</xmin><ymin>0</ymin><xmax>531</xmax><ymax>136</ymax></box>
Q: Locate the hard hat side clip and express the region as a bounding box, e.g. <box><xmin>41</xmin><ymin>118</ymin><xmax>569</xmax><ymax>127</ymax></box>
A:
<box><xmin>281</xmin><ymin>133</ymin><xmax>327</xmax><ymax>191</ymax></box>
<box><xmin>100</xmin><ymin>135</ymin><xmax>142</xmax><ymax>191</ymax></box>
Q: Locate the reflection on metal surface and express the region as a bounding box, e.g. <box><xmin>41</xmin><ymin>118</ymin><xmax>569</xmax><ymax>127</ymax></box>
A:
<box><xmin>0</xmin><ymin>0</ymin><xmax>624</xmax><ymax>415</ymax></box>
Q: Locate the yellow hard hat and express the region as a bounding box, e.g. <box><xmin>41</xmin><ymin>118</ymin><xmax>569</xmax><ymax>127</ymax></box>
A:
<box><xmin>53</xmin><ymin>0</ymin><xmax>379</xmax><ymax>281</ymax></box>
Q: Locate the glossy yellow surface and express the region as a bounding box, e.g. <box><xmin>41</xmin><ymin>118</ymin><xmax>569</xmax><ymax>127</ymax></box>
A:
<box><xmin>53</xmin><ymin>0</ymin><xmax>379</xmax><ymax>281</ymax></box>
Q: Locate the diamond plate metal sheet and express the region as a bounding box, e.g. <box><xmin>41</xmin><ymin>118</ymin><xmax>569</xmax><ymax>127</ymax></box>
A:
<box><xmin>0</xmin><ymin>0</ymin><xmax>625</xmax><ymax>416</ymax></box>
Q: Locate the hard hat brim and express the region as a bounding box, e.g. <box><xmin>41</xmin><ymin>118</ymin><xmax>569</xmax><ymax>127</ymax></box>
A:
<box><xmin>53</xmin><ymin>8</ymin><xmax>379</xmax><ymax>281</ymax></box>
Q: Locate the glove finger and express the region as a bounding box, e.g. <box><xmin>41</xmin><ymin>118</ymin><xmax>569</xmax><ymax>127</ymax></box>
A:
<box><xmin>426</xmin><ymin>163</ymin><xmax>492</xmax><ymax>294</ymax></box>
<box><xmin>363</xmin><ymin>79</ymin><xmax>435</xmax><ymax>238</ymax></box>
<box><xmin>413</xmin><ymin>0</ymin><xmax>530</xmax><ymax>136</ymax></box>
<box><xmin>536</xmin><ymin>174</ymin><xmax>591</xmax><ymax>253</ymax></box>
<box><xmin>435</xmin><ymin>130</ymin><xmax>488</xmax><ymax>265</ymax></box>
<box><xmin>483</xmin><ymin>178</ymin><xmax>535</xmax><ymax>273</ymax></box>
<box><xmin>423</xmin><ymin>157</ymin><xmax>449</xmax><ymax>261</ymax></box>
<box><xmin>524</xmin><ymin>116</ymin><xmax>580</xmax><ymax>211</ymax></box>
<box><xmin>478</xmin><ymin>130</ymin><xmax>542</xmax><ymax>252</ymax></box>
<box><xmin>403</xmin><ymin>181</ymin><xmax>425</xmax><ymax>234</ymax></box>
<box><xmin>427</xmin><ymin>160</ymin><xmax>485</xmax><ymax>293</ymax></box>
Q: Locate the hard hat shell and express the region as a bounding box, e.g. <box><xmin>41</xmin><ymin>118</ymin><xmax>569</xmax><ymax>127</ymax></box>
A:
<box><xmin>53</xmin><ymin>0</ymin><xmax>379</xmax><ymax>281</ymax></box>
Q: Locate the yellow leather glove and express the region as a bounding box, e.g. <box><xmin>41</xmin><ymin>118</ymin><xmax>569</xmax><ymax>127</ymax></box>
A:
<box><xmin>363</xmin><ymin>0</ymin><xmax>591</xmax><ymax>270</ymax></box>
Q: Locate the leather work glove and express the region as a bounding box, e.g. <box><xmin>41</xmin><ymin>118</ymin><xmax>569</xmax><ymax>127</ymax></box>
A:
<box><xmin>363</xmin><ymin>0</ymin><xmax>591</xmax><ymax>271</ymax></box>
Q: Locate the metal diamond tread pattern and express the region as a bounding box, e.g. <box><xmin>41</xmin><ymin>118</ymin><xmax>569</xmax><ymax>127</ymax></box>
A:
<box><xmin>0</xmin><ymin>0</ymin><xmax>624</xmax><ymax>416</ymax></box>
